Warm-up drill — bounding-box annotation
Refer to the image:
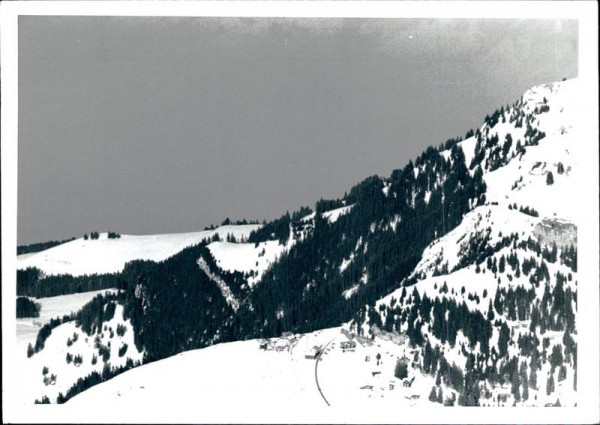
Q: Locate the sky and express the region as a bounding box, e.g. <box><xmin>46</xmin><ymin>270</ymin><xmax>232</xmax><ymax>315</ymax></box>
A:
<box><xmin>17</xmin><ymin>17</ymin><xmax>578</xmax><ymax>245</ymax></box>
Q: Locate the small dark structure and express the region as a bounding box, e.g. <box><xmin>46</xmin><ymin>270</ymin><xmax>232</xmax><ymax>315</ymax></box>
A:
<box><xmin>340</xmin><ymin>340</ymin><xmax>357</xmax><ymax>351</ymax></box>
<box><xmin>305</xmin><ymin>345</ymin><xmax>322</xmax><ymax>359</ymax></box>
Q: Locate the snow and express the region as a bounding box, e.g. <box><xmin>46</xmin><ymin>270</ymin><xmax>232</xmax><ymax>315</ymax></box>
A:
<box><xmin>339</xmin><ymin>253</ymin><xmax>355</xmax><ymax>273</ymax></box>
<box><xmin>322</xmin><ymin>204</ymin><xmax>354</xmax><ymax>223</ymax></box>
<box><xmin>16</xmin><ymin>305</ymin><xmax>143</xmax><ymax>405</ymax></box>
<box><xmin>17</xmin><ymin>289</ymin><xmax>119</xmax><ymax>348</ymax></box>
<box><xmin>68</xmin><ymin>329</ymin><xmax>333</xmax><ymax>411</ymax></box>
<box><xmin>366</xmin><ymin>79</ymin><xmax>580</xmax><ymax>408</ymax></box>
<box><xmin>424</xmin><ymin>190</ymin><xmax>431</xmax><ymax>205</ymax></box>
<box><xmin>411</xmin><ymin>80</ymin><xmax>579</xmax><ymax>282</ymax></box>
<box><xmin>207</xmin><ymin>239</ymin><xmax>286</xmax><ymax>287</ymax></box>
<box><xmin>388</xmin><ymin>214</ymin><xmax>402</xmax><ymax>232</ymax></box>
<box><xmin>197</xmin><ymin>257</ymin><xmax>239</xmax><ymax>311</ymax></box>
<box><xmin>342</xmin><ymin>285</ymin><xmax>359</xmax><ymax>299</ymax></box>
<box><xmin>409</xmin><ymin>204</ymin><xmax>536</xmax><ymax>281</ymax></box>
<box><xmin>479</xmin><ymin>79</ymin><xmax>578</xmax><ymax>221</ymax></box>
<box><xmin>483</xmin><ymin>137</ymin><xmax>578</xmax><ymax>221</ymax></box>
<box><xmin>67</xmin><ymin>326</ymin><xmax>441</xmax><ymax>420</ymax></box>
<box><xmin>460</xmin><ymin>135</ymin><xmax>478</xmax><ymax>167</ymax></box>
<box><xmin>382</xmin><ymin>184</ymin><xmax>390</xmax><ymax>197</ymax></box>
<box><xmin>17</xmin><ymin>225</ymin><xmax>261</xmax><ymax>277</ymax></box>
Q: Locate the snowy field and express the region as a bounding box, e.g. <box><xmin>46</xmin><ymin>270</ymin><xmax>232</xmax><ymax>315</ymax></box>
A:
<box><xmin>207</xmin><ymin>239</ymin><xmax>287</xmax><ymax>287</ymax></box>
<box><xmin>67</xmin><ymin>326</ymin><xmax>439</xmax><ymax>421</ymax></box>
<box><xmin>17</xmin><ymin>289</ymin><xmax>118</xmax><ymax>349</ymax></box>
<box><xmin>16</xmin><ymin>304</ymin><xmax>143</xmax><ymax>406</ymax></box>
<box><xmin>17</xmin><ymin>225</ymin><xmax>261</xmax><ymax>277</ymax></box>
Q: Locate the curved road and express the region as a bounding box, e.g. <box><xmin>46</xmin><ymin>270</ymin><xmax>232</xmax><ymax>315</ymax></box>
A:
<box><xmin>314</xmin><ymin>337</ymin><xmax>336</xmax><ymax>407</ymax></box>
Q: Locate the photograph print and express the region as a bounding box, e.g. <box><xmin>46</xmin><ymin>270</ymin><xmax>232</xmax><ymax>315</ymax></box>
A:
<box><xmin>2</xmin><ymin>2</ymin><xmax>599</xmax><ymax>423</ymax></box>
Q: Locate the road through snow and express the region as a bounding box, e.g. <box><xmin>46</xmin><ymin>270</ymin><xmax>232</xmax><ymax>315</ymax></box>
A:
<box><xmin>314</xmin><ymin>337</ymin><xmax>335</xmax><ymax>406</ymax></box>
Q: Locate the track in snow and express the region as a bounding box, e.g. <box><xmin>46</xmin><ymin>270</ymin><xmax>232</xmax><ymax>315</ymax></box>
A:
<box><xmin>314</xmin><ymin>337</ymin><xmax>335</xmax><ymax>406</ymax></box>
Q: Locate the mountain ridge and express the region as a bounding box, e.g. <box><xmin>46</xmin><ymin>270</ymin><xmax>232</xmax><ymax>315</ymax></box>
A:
<box><xmin>17</xmin><ymin>78</ymin><xmax>579</xmax><ymax>407</ymax></box>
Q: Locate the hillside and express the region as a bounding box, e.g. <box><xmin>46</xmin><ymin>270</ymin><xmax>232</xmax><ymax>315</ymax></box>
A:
<box><xmin>17</xmin><ymin>78</ymin><xmax>579</xmax><ymax>408</ymax></box>
<box><xmin>17</xmin><ymin>225</ymin><xmax>261</xmax><ymax>277</ymax></box>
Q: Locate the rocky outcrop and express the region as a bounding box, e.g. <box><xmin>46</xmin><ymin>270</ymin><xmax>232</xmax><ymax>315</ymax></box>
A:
<box><xmin>534</xmin><ymin>218</ymin><xmax>577</xmax><ymax>247</ymax></box>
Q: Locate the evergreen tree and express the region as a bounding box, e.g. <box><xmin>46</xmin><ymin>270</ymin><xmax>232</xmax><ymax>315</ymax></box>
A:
<box><xmin>549</xmin><ymin>345</ymin><xmax>564</xmax><ymax>370</ymax></box>
<box><xmin>511</xmin><ymin>367</ymin><xmax>521</xmax><ymax>402</ymax></box>
<box><xmin>423</xmin><ymin>341</ymin><xmax>433</xmax><ymax>374</ymax></box>
<box><xmin>546</xmin><ymin>172</ymin><xmax>554</xmax><ymax>185</ymax></box>
<box><xmin>558</xmin><ymin>365</ymin><xmax>567</xmax><ymax>382</ymax></box>
<box><xmin>429</xmin><ymin>385</ymin><xmax>438</xmax><ymax>402</ymax></box>
<box><xmin>487</xmin><ymin>300</ymin><xmax>495</xmax><ymax>321</ymax></box>
<box><xmin>498</xmin><ymin>255</ymin><xmax>506</xmax><ymax>273</ymax></box>
<box><xmin>498</xmin><ymin>322</ymin><xmax>510</xmax><ymax>358</ymax></box>
<box><xmin>522</xmin><ymin>378</ymin><xmax>529</xmax><ymax>401</ymax></box>
<box><xmin>546</xmin><ymin>373</ymin><xmax>555</xmax><ymax>395</ymax></box>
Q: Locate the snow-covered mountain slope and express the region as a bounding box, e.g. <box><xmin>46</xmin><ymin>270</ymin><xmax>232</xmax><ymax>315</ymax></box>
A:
<box><xmin>410</xmin><ymin>78</ymin><xmax>578</xmax><ymax>283</ymax></box>
<box><xmin>17</xmin><ymin>225</ymin><xmax>260</xmax><ymax>277</ymax></box>
<box><xmin>203</xmin><ymin>205</ymin><xmax>355</xmax><ymax>289</ymax></box>
<box><xmin>363</xmin><ymin>79</ymin><xmax>580</xmax><ymax>406</ymax></box>
<box><xmin>68</xmin><ymin>326</ymin><xmax>437</xmax><ymax>416</ymax></box>
<box><xmin>323</xmin><ymin>204</ymin><xmax>355</xmax><ymax>223</ymax></box>
<box><xmin>206</xmin><ymin>236</ymin><xmax>292</xmax><ymax>287</ymax></box>
<box><xmin>17</xmin><ymin>289</ymin><xmax>118</xmax><ymax>348</ymax></box>
<box><xmin>480</xmin><ymin>80</ymin><xmax>579</xmax><ymax>221</ymax></box>
<box><xmin>68</xmin><ymin>329</ymin><xmax>331</xmax><ymax>410</ymax></box>
<box><xmin>19</xmin><ymin>303</ymin><xmax>143</xmax><ymax>404</ymax></box>
<box><xmin>300</xmin><ymin>204</ymin><xmax>355</xmax><ymax>224</ymax></box>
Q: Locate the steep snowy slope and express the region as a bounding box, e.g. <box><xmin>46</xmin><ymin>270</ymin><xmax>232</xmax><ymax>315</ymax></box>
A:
<box><xmin>206</xmin><ymin>237</ymin><xmax>292</xmax><ymax>287</ymax></box>
<box><xmin>410</xmin><ymin>79</ymin><xmax>578</xmax><ymax>282</ymax></box>
<box><xmin>17</xmin><ymin>289</ymin><xmax>118</xmax><ymax>348</ymax></box>
<box><xmin>364</xmin><ymin>79</ymin><xmax>580</xmax><ymax>407</ymax></box>
<box><xmin>204</xmin><ymin>205</ymin><xmax>354</xmax><ymax>287</ymax></box>
<box><xmin>19</xmin><ymin>302</ymin><xmax>143</xmax><ymax>404</ymax></box>
<box><xmin>481</xmin><ymin>79</ymin><xmax>579</xmax><ymax>221</ymax></box>
<box><xmin>17</xmin><ymin>225</ymin><xmax>260</xmax><ymax>277</ymax></box>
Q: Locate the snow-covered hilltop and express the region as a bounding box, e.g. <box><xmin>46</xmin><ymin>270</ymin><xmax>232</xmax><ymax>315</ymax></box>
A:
<box><xmin>17</xmin><ymin>225</ymin><xmax>261</xmax><ymax>277</ymax></box>
<box><xmin>16</xmin><ymin>78</ymin><xmax>581</xmax><ymax>411</ymax></box>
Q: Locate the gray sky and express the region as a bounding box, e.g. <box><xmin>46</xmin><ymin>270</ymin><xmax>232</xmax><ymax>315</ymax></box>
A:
<box><xmin>18</xmin><ymin>17</ymin><xmax>577</xmax><ymax>245</ymax></box>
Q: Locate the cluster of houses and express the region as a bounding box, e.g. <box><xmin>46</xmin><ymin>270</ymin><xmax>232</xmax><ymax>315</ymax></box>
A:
<box><xmin>258</xmin><ymin>331</ymin><xmax>298</xmax><ymax>353</ymax></box>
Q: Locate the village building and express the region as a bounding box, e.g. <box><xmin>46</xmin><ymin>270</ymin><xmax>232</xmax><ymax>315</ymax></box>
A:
<box><xmin>340</xmin><ymin>340</ymin><xmax>357</xmax><ymax>351</ymax></box>
<box><xmin>304</xmin><ymin>345</ymin><xmax>322</xmax><ymax>359</ymax></box>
